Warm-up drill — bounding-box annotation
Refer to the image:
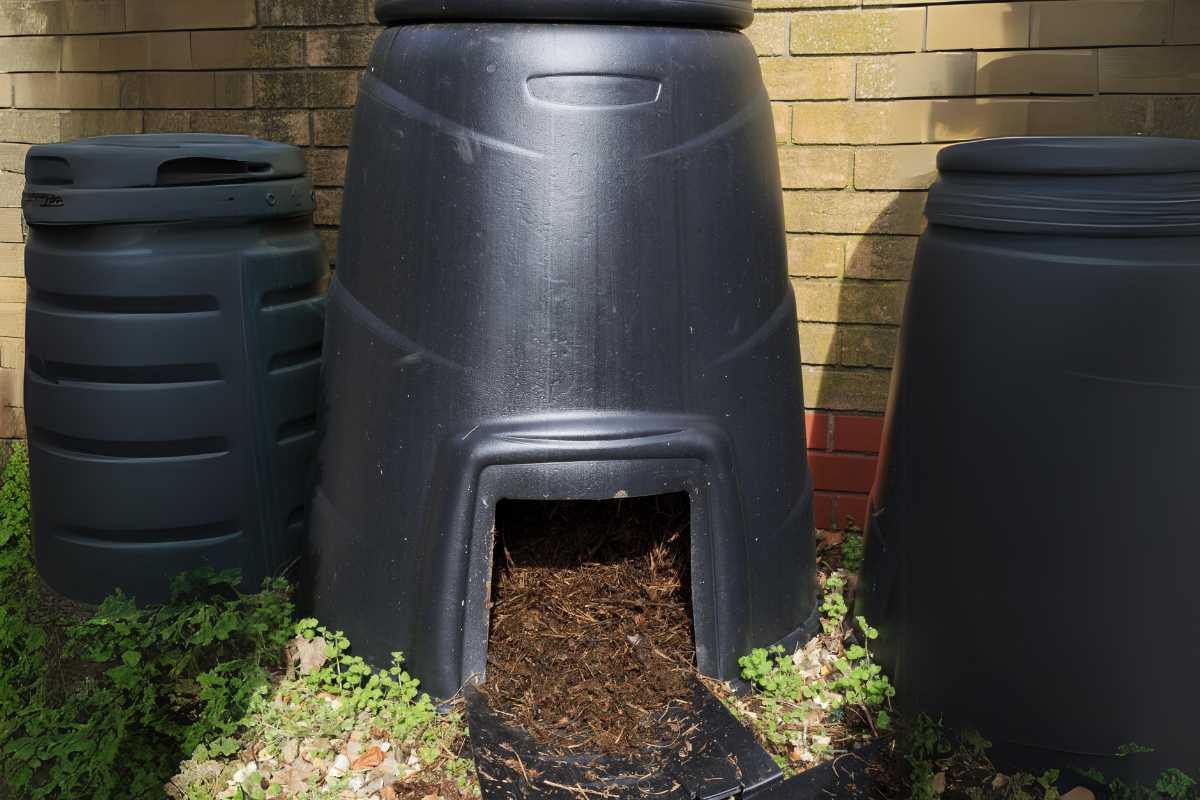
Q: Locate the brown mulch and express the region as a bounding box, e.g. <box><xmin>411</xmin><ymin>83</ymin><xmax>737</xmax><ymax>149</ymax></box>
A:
<box><xmin>385</xmin><ymin>778</ymin><xmax>476</xmax><ymax>800</ymax></box>
<box><xmin>480</xmin><ymin>494</ymin><xmax>696</xmax><ymax>755</ymax></box>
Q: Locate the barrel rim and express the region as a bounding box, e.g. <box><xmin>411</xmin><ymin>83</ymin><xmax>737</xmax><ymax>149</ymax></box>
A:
<box><xmin>374</xmin><ymin>0</ymin><xmax>754</xmax><ymax>29</ymax></box>
<box><xmin>24</xmin><ymin>134</ymin><xmax>308</xmax><ymax>192</ymax></box>
<box><xmin>937</xmin><ymin>136</ymin><xmax>1200</xmax><ymax>177</ymax></box>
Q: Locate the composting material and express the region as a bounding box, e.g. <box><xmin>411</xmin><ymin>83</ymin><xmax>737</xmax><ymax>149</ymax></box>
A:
<box><xmin>481</xmin><ymin>494</ymin><xmax>696</xmax><ymax>755</ymax></box>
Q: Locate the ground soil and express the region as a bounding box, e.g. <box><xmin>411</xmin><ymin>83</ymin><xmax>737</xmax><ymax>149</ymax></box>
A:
<box><xmin>480</xmin><ymin>494</ymin><xmax>696</xmax><ymax>755</ymax></box>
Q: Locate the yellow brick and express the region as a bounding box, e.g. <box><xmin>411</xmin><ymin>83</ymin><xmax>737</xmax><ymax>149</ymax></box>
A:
<box><xmin>1096</xmin><ymin>95</ymin><xmax>1154</xmax><ymax>135</ymax></box>
<box><xmin>747</xmin><ymin>13</ymin><xmax>790</xmax><ymax>56</ymax></box>
<box><xmin>1172</xmin><ymin>1</ymin><xmax>1200</xmax><ymax>44</ymax></box>
<box><xmin>857</xmin><ymin>53</ymin><xmax>975</xmax><ymax>99</ymax></box>
<box><xmin>784</xmin><ymin>190</ymin><xmax>926</xmax><ymax>235</ymax></box>
<box><xmin>793</xmin><ymin>279</ymin><xmax>907</xmax><ymax>325</ymax></box>
<box><xmin>0</xmin><ymin>110</ymin><xmax>61</xmax><ymax>143</ymax></box>
<box><xmin>306</xmin><ymin>30</ymin><xmax>377</xmax><ymax>67</ymax></box>
<box><xmin>760</xmin><ymin>57</ymin><xmax>852</xmax><ymax>100</ymax></box>
<box><xmin>1031</xmin><ymin>0</ymin><xmax>1170</xmax><ymax>47</ymax></box>
<box><xmin>308</xmin><ymin>148</ymin><xmax>348</xmax><ymax>187</ymax></box>
<box><xmin>65</xmin><ymin>0</ymin><xmax>126</xmax><ymax>33</ymax></box>
<box><xmin>259</xmin><ymin>0</ymin><xmax>365</xmax><ymax>26</ymax></box>
<box><xmin>0</xmin><ymin>144</ymin><xmax>29</xmax><ymax>172</ymax></box>
<box><xmin>0</xmin><ymin>364</ymin><xmax>23</xmax><ymax>407</ymax></box>
<box><xmin>125</xmin><ymin>0</ymin><xmax>255</xmax><ymax>31</ymax></box>
<box><xmin>0</xmin><ymin>74</ymin><xmax>9</xmax><ymax>107</ymax></box>
<box><xmin>927</xmin><ymin>98</ymin><xmax>1034</xmax><ymax>142</ymax></box>
<box><xmin>756</xmin><ymin>0</ymin><xmax>854</xmax><ymax>8</ymax></box>
<box><xmin>0</xmin><ymin>0</ymin><xmax>62</xmax><ymax>34</ymax></box>
<box><xmin>838</xmin><ymin>283</ymin><xmax>907</xmax><ymax>326</ymax></box>
<box><xmin>0</xmin><ymin>305</ymin><xmax>21</xmax><ymax>342</ymax></box>
<box><xmin>977</xmin><ymin>50</ymin><xmax>1099</xmax><ymax>94</ymax></box>
<box><xmin>0</xmin><ymin>245</ymin><xmax>22</xmax><ymax>277</ymax></box>
<box><xmin>802</xmin><ymin>366</ymin><xmax>891</xmax><ymax>413</ymax></box>
<box><xmin>317</xmin><ymin>229</ymin><xmax>338</xmax><ymax>264</ymax></box>
<box><xmin>1099</xmin><ymin>46</ymin><xmax>1200</xmax><ymax>93</ymax></box>
<box><xmin>792</xmin><ymin>279</ymin><xmax>839</xmax><ymax>321</ymax></box>
<box><xmin>0</xmin><ymin>170</ymin><xmax>22</xmax><ymax>206</ymax></box>
<box><xmin>1152</xmin><ymin>95</ymin><xmax>1200</xmax><ymax>138</ymax></box>
<box><xmin>120</xmin><ymin>72</ymin><xmax>219</xmax><ymax>108</ymax></box>
<box><xmin>143</xmin><ymin>110</ymin><xmax>189</xmax><ymax>132</ymax></box>
<box><xmin>854</xmin><ymin>145</ymin><xmax>944</xmax><ymax>190</ymax></box>
<box><xmin>0</xmin><ymin>336</ymin><xmax>23</xmax><ymax>369</ymax></box>
<box><xmin>840</xmin><ymin>325</ymin><xmax>899</xmax><ymax>368</ymax></box>
<box><xmin>187</xmin><ymin>110</ymin><xmax>309</xmax><ymax>145</ymax></box>
<box><xmin>314</xmin><ymin>189</ymin><xmax>342</xmax><ymax>226</ymax></box>
<box><xmin>190</xmin><ymin>30</ymin><xmax>305</xmax><ymax>69</ymax></box>
<box><xmin>790</xmin><ymin>9</ymin><xmax>925</xmax><ymax>55</ymax></box>
<box><xmin>0</xmin><ymin>406</ymin><xmax>25</xmax><ymax>436</ymax></box>
<box><xmin>0</xmin><ymin>277</ymin><xmax>24</xmax><ymax>303</ymax></box>
<box><xmin>778</xmin><ymin>147</ymin><xmax>852</xmax><ymax>189</ymax></box>
<box><xmin>792</xmin><ymin>101</ymin><xmax>926</xmax><ymax>145</ymax></box>
<box><xmin>799</xmin><ymin>322</ymin><xmax>838</xmax><ymax>364</ymax></box>
<box><xmin>313</xmin><ymin>109</ymin><xmax>353</xmax><ymax>146</ymax></box>
<box><xmin>0</xmin><ymin>0</ymin><xmax>125</xmax><ymax>35</ymax></box>
<box><xmin>787</xmin><ymin>234</ymin><xmax>845</xmax><ymax>277</ymax></box>
<box><xmin>927</xmin><ymin>4</ymin><xmax>1031</xmax><ymax>51</ymax></box>
<box><xmin>1024</xmin><ymin>98</ymin><xmax>1111</xmax><ymax>135</ymax></box>
<box><xmin>216</xmin><ymin>74</ymin><xmax>254</xmax><ymax>108</ymax></box>
<box><xmin>772</xmin><ymin>102</ymin><xmax>791</xmax><ymax>143</ymax></box>
<box><xmin>0</xmin><ymin>35</ymin><xmax>62</xmax><ymax>70</ymax></box>
<box><xmin>59</xmin><ymin>110</ymin><xmax>141</xmax><ymax>139</ymax></box>
<box><xmin>62</xmin><ymin>32</ymin><xmax>191</xmax><ymax>71</ymax></box>
<box><xmin>13</xmin><ymin>73</ymin><xmax>121</xmax><ymax>109</ymax></box>
<box><xmin>0</xmin><ymin>209</ymin><xmax>22</xmax><ymax>242</ymax></box>
<box><xmin>844</xmin><ymin>236</ymin><xmax>917</xmax><ymax>280</ymax></box>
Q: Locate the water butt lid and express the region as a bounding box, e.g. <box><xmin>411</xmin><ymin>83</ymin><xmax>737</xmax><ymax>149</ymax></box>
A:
<box><xmin>23</xmin><ymin>134</ymin><xmax>314</xmax><ymax>225</ymax></box>
<box><xmin>24</xmin><ymin>134</ymin><xmax>307</xmax><ymax>190</ymax></box>
<box><xmin>375</xmin><ymin>0</ymin><xmax>754</xmax><ymax>29</ymax></box>
<box><xmin>927</xmin><ymin>136</ymin><xmax>1200</xmax><ymax>236</ymax></box>
<box><xmin>937</xmin><ymin>136</ymin><xmax>1200</xmax><ymax>176</ymax></box>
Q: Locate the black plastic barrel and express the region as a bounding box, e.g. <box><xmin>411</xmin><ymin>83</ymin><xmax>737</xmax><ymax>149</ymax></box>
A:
<box><xmin>309</xmin><ymin>0</ymin><xmax>817</xmax><ymax>698</ymax></box>
<box><xmin>859</xmin><ymin>137</ymin><xmax>1200</xmax><ymax>782</ymax></box>
<box><xmin>22</xmin><ymin>134</ymin><xmax>327</xmax><ymax>605</ymax></box>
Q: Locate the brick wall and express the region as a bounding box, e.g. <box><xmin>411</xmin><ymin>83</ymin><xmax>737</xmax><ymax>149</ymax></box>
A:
<box><xmin>753</xmin><ymin>0</ymin><xmax>1199</xmax><ymax>512</ymax></box>
<box><xmin>0</xmin><ymin>0</ymin><xmax>1197</xmax><ymax>518</ymax></box>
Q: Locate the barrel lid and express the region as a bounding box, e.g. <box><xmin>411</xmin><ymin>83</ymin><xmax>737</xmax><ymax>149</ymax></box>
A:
<box><xmin>927</xmin><ymin>136</ymin><xmax>1200</xmax><ymax>237</ymax></box>
<box><xmin>374</xmin><ymin>0</ymin><xmax>754</xmax><ymax>29</ymax></box>
<box><xmin>24</xmin><ymin>134</ymin><xmax>307</xmax><ymax>191</ymax></box>
<box><xmin>937</xmin><ymin>136</ymin><xmax>1200</xmax><ymax>176</ymax></box>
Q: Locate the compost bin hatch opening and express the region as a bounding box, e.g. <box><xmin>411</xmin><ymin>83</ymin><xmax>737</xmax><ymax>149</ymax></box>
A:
<box><xmin>482</xmin><ymin>493</ymin><xmax>697</xmax><ymax>755</ymax></box>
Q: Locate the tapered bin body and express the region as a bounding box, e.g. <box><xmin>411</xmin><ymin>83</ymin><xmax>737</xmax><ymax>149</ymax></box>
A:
<box><xmin>859</xmin><ymin>136</ymin><xmax>1200</xmax><ymax>782</ymax></box>
<box><xmin>308</xmin><ymin>0</ymin><xmax>818</xmax><ymax>699</ymax></box>
<box><xmin>22</xmin><ymin>135</ymin><xmax>327</xmax><ymax>605</ymax></box>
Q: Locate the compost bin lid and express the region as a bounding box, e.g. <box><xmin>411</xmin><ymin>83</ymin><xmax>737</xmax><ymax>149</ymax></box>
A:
<box><xmin>937</xmin><ymin>136</ymin><xmax>1200</xmax><ymax>176</ymax></box>
<box><xmin>374</xmin><ymin>0</ymin><xmax>754</xmax><ymax>29</ymax></box>
<box><xmin>23</xmin><ymin>134</ymin><xmax>314</xmax><ymax>225</ymax></box>
<box><xmin>24</xmin><ymin>134</ymin><xmax>307</xmax><ymax>190</ymax></box>
<box><xmin>926</xmin><ymin>136</ymin><xmax>1200</xmax><ymax>236</ymax></box>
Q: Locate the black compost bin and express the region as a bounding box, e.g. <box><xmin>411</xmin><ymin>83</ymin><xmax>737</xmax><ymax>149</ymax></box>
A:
<box><xmin>859</xmin><ymin>136</ymin><xmax>1200</xmax><ymax>782</ymax></box>
<box><xmin>308</xmin><ymin>0</ymin><xmax>818</xmax><ymax>699</ymax></box>
<box><xmin>23</xmin><ymin>134</ymin><xmax>328</xmax><ymax>605</ymax></box>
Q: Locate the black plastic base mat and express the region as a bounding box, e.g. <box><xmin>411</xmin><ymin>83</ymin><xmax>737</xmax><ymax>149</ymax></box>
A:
<box><xmin>467</xmin><ymin>679</ymin><xmax>784</xmax><ymax>799</ymax></box>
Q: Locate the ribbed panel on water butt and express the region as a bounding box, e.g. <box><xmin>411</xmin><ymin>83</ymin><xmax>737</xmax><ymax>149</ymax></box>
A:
<box><xmin>858</xmin><ymin>136</ymin><xmax>1200</xmax><ymax>783</ymax></box>
<box><xmin>307</xmin><ymin>4</ymin><xmax>818</xmax><ymax>699</ymax></box>
<box><xmin>22</xmin><ymin>134</ymin><xmax>328</xmax><ymax>605</ymax></box>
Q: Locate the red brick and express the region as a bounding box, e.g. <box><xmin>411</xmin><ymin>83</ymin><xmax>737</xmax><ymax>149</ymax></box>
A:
<box><xmin>813</xmin><ymin>492</ymin><xmax>834</xmax><ymax>530</ymax></box>
<box><xmin>809</xmin><ymin>452</ymin><xmax>877</xmax><ymax>493</ymax></box>
<box><xmin>806</xmin><ymin>412</ymin><xmax>829</xmax><ymax>451</ymax></box>
<box><xmin>834</xmin><ymin>494</ymin><xmax>870</xmax><ymax>531</ymax></box>
<box><xmin>832</xmin><ymin>414</ymin><xmax>885</xmax><ymax>454</ymax></box>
